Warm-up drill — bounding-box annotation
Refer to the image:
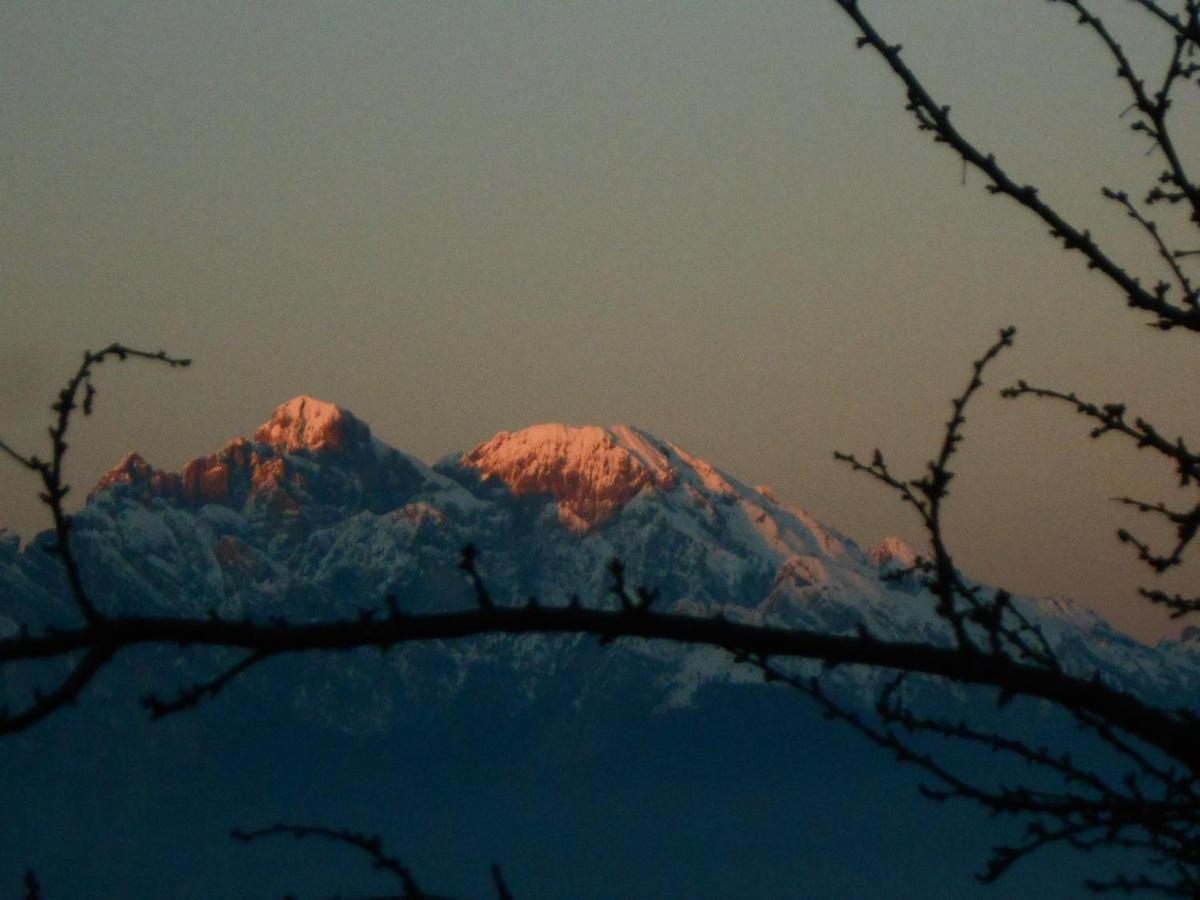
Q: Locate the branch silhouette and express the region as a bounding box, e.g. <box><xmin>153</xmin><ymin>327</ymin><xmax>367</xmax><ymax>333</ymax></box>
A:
<box><xmin>833</xmin><ymin>0</ymin><xmax>1200</xmax><ymax>331</ymax></box>
<box><xmin>0</xmin><ymin>344</ymin><xmax>189</xmax><ymax>625</ymax></box>
<box><xmin>226</xmin><ymin>823</ymin><xmax>518</xmax><ymax>900</ymax></box>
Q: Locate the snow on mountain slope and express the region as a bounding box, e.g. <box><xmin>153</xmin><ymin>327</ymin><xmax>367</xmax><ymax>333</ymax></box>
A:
<box><xmin>460</xmin><ymin>424</ymin><xmax>677</xmax><ymax>532</ymax></box>
<box><xmin>89</xmin><ymin>397</ymin><xmax>479</xmax><ymax>522</ymax></box>
<box><xmin>3</xmin><ymin>398</ymin><xmax>1198</xmax><ymax>712</ymax></box>
<box><xmin>254</xmin><ymin>395</ymin><xmax>367</xmax><ymax>454</ymax></box>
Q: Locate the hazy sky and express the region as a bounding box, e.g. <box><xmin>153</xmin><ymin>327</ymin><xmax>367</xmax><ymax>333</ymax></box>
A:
<box><xmin>3</xmin><ymin>1</ymin><xmax>1198</xmax><ymax>642</ymax></box>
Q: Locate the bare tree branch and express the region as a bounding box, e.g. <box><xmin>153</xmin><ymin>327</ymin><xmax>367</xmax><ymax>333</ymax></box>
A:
<box><xmin>2</xmin><ymin>596</ymin><xmax>1198</xmax><ymax>766</ymax></box>
<box><xmin>1001</xmin><ymin>380</ymin><xmax>1200</xmax><ymax>575</ymax></box>
<box><xmin>0</xmin><ymin>344</ymin><xmax>189</xmax><ymax>624</ymax></box>
<box><xmin>140</xmin><ymin>649</ymin><xmax>276</xmax><ymax>720</ymax></box>
<box><xmin>1049</xmin><ymin>1</ymin><xmax>1200</xmax><ymax>232</ymax></box>
<box><xmin>230</xmin><ymin>823</ymin><xmax>515</xmax><ymax>900</ymax></box>
<box><xmin>831</xmin><ymin>0</ymin><xmax>1200</xmax><ymax>331</ymax></box>
<box><xmin>231</xmin><ymin>824</ymin><xmax>428</xmax><ymax>899</ymax></box>
<box><xmin>0</xmin><ymin>646</ymin><xmax>115</xmax><ymax>735</ymax></box>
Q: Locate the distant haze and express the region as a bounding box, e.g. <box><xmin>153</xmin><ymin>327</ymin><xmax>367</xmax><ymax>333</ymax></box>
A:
<box><xmin>4</xmin><ymin>1</ymin><xmax>1198</xmax><ymax>642</ymax></box>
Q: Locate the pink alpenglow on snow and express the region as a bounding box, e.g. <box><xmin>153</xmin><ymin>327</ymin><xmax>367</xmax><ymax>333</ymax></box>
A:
<box><xmin>868</xmin><ymin>536</ymin><xmax>920</xmax><ymax>570</ymax></box>
<box><xmin>461</xmin><ymin>424</ymin><xmax>679</xmax><ymax>532</ymax></box>
<box><xmin>89</xmin><ymin>397</ymin><xmax>374</xmax><ymax>510</ymax></box>
<box><xmin>254</xmin><ymin>396</ymin><xmax>364</xmax><ymax>454</ymax></box>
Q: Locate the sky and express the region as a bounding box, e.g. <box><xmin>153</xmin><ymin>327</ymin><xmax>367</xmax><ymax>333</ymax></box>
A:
<box><xmin>3</xmin><ymin>1</ymin><xmax>1198</xmax><ymax>643</ymax></box>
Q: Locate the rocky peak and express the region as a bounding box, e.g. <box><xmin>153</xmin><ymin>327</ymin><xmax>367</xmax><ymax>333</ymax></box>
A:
<box><xmin>90</xmin><ymin>399</ymin><xmax>428</xmax><ymax>519</ymax></box>
<box><xmin>254</xmin><ymin>396</ymin><xmax>369</xmax><ymax>455</ymax></box>
<box><xmin>460</xmin><ymin>424</ymin><xmax>678</xmax><ymax>532</ymax></box>
<box><xmin>94</xmin><ymin>452</ymin><xmax>154</xmax><ymax>491</ymax></box>
<box><xmin>772</xmin><ymin>554</ymin><xmax>830</xmax><ymax>591</ymax></box>
<box><xmin>868</xmin><ymin>536</ymin><xmax>920</xmax><ymax>570</ymax></box>
<box><xmin>91</xmin><ymin>452</ymin><xmax>184</xmax><ymax>501</ymax></box>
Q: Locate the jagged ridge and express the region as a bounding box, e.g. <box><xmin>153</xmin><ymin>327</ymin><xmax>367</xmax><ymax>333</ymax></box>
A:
<box><xmin>0</xmin><ymin>396</ymin><xmax>1189</xmax><ymax>714</ymax></box>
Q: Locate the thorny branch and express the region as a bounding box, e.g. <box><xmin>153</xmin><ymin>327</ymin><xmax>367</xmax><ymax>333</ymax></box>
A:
<box><xmin>822</xmin><ymin>2</ymin><xmax>1200</xmax><ymax>891</ymax></box>
<box><xmin>0</xmin><ymin>344</ymin><xmax>189</xmax><ymax>624</ymax></box>
<box><xmin>1001</xmin><ymin>379</ymin><xmax>1200</xmax><ymax>580</ymax></box>
<box><xmin>831</xmin><ymin>328</ymin><xmax>1200</xmax><ymax>892</ymax></box>
<box><xmin>833</xmin><ymin>0</ymin><xmax>1200</xmax><ymax>330</ymax></box>
<box><xmin>742</xmin><ymin>659</ymin><xmax>1200</xmax><ymax>893</ymax></box>
<box><xmin>831</xmin><ymin>0</ymin><xmax>1200</xmax><ymax>608</ymax></box>
<box><xmin>229</xmin><ymin>823</ymin><xmax>513</xmax><ymax>900</ymax></box>
<box><xmin>837</xmin><ymin>328</ymin><xmax>1058</xmax><ymax>670</ymax></box>
<box><xmin>7</xmin><ymin>585</ymin><xmax>1200</xmax><ymax>762</ymax></box>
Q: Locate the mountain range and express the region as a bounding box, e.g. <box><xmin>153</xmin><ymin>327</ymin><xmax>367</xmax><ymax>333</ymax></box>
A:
<box><xmin>3</xmin><ymin>394</ymin><xmax>1194</xmax><ymax>705</ymax></box>
<box><xmin>1</xmin><ymin>395</ymin><xmax>1194</xmax><ymax>897</ymax></box>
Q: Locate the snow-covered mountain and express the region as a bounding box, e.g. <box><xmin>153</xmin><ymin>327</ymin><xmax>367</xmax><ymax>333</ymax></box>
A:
<box><xmin>6</xmin><ymin>396</ymin><xmax>1199</xmax><ymax>898</ymax></box>
<box><xmin>3</xmin><ymin>395</ymin><xmax>1197</xmax><ymax>712</ymax></box>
